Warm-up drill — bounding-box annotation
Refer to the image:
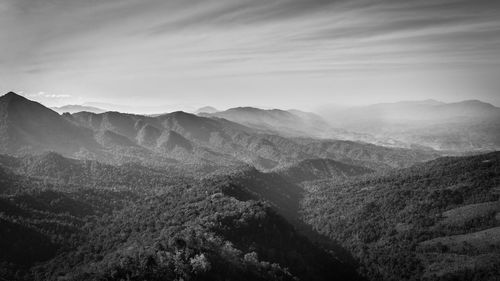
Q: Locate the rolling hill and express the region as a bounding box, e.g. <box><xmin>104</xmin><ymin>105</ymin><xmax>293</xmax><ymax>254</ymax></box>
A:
<box><xmin>302</xmin><ymin>152</ymin><xmax>500</xmax><ymax>281</ymax></box>
<box><xmin>0</xmin><ymin>152</ymin><xmax>362</xmax><ymax>281</ymax></box>
<box><xmin>0</xmin><ymin>152</ymin><xmax>193</xmax><ymax>194</ymax></box>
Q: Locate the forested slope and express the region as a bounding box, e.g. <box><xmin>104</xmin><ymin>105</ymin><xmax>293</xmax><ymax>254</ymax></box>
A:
<box><xmin>302</xmin><ymin>152</ymin><xmax>500</xmax><ymax>281</ymax></box>
<box><xmin>0</xmin><ymin>153</ymin><xmax>361</xmax><ymax>281</ymax></box>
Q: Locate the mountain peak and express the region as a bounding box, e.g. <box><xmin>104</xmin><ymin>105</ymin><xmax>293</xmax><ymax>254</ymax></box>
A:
<box><xmin>225</xmin><ymin>107</ymin><xmax>291</xmax><ymax>115</ymax></box>
<box><xmin>229</xmin><ymin>106</ymin><xmax>266</xmax><ymax>112</ymax></box>
<box><xmin>195</xmin><ymin>106</ymin><xmax>218</xmax><ymax>114</ymax></box>
<box><xmin>458</xmin><ymin>99</ymin><xmax>495</xmax><ymax>106</ymax></box>
<box><xmin>0</xmin><ymin>92</ymin><xmax>50</xmax><ymax>115</ymax></box>
<box><xmin>1</xmin><ymin>92</ymin><xmax>28</xmax><ymax>103</ymax></box>
<box><xmin>164</xmin><ymin>111</ymin><xmax>201</xmax><ymax>120</ymax></box>
<box><xmin>51</xmin><ymin>104</ymin><xmax>106</xmax><ymax>114</ymax></box>
<box><xmin>0</xmin><ymin>92</ymin><xmax>57</xmax><ymax>115</ymax></box>
<box><xmin>4</xmin><ymin>91</ymin><xmax>21</xmax><ymax>97</ymax></box>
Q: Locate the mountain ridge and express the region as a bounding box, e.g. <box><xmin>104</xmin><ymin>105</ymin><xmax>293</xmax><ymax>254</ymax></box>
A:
<box><xmin>0</xmin><ymin>92</ymin><xmax>99</xmax><ymax>155</ymax></box>
<box><xmin>51</xmin><ymin>104</ymin><xmax>107</xmax><ymax>114</ymax></box>
<box><xmin>0</xmin><ymin>92</ymin><xmax>440</xmax><ymax>171</ymax></box>
<box><xmin>318</xmin><ymin>99</ymin><xmax>500</xmax><ymax>151</ymax></box>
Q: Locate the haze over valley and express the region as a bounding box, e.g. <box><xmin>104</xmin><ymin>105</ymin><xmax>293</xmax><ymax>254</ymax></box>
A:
<box><xmin>1</xmin><ymin>91</ymin><xmax>499</xmax><ymax>280</ymax></box>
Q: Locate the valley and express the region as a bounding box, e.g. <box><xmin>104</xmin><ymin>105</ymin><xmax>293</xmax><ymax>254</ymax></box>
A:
<box><xmin>0</xmin><ymin>92</ymin><xmax>499</xmax><ymax>281</ymax></box>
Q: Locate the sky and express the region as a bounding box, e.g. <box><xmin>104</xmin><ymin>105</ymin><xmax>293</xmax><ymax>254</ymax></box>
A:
<box><xmin>1</xmin><ymin>0</ymin><xmax>500</xmax><ymax>113</ymax></box>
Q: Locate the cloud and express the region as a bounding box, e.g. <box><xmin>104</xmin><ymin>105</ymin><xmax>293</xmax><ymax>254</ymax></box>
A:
<box><xmin>2</xmin><ymin>0</ymin><xmax>500</xmax><ymax>108</ymax></box>
<box><xmin>148</xmin><ymin>0</ymin><xmax>348</xmax><ymax>34</ymax></box>
<box><xmin>27</xmin><ymin>92</ymin><xmax>71</xmax><ymax>98</ymax></box>
<box><xmin>4</xmin><ymin>0</ymin><xmax>500</xmax><ymax>75</ymax></box>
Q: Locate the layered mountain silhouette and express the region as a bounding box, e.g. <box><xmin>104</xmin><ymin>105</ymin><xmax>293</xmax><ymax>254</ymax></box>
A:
<box><xmin>201</xmin><ymin>107</ymin><xmax>335</xmax><ymax>138</ymax></box>
<box><xmin>202</xmin><ymin>106</ymin><xmax>392</xmax><ymax>147</ymax></box>
<box><xmin>319</xmin><ymin>100</ymin><xmax>500</xmax><ymax>151</ymax></box>
<box><xmin>195</xmin><ymin>106</ymin><xmax>218</xmax><ymax>114</ymax></box>
<box><xmin>0</xmin><ymin>92</ymin><xmax>438</xmax><ymax>171</ymax></box>
<box><xmin>1</xmin><ymin>91</ymin><xmax>498</xmax><ymax>281</ymax></box>
<box><xmin>50</xmin><ymin>104</ymin><xmax>106</xmax><ymax>114</ymax></box>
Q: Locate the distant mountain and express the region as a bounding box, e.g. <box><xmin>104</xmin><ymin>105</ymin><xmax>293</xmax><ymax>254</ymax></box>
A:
<box><xmin>273</xmin><ymin>158</ymin><xmax>374</xmax><ymax>183</ymax></box>
<box><xmin>318</xmin><ymin>99</ymin><xmax>500</xmax><ymax>151</ymax></box>
<box><xmin>82</xmin><ymin>101</ymin><xmax>196</xmax><ymax>115</ymax></box>
<box><xmin>203</xmin><ymin>107</ymin><xmax>339</xmax><ymax>138</ymax></box>
<box><xmin>293</xmin><ymin>138</ymin><xmax>438</xmax><ymax>170</ymax></box>
<box><xmin>195</xmin><ymin>106</ymin><xmax>218</xmax><ymax>114</ymax></box>
<box><xmin>355</xmin><ymin>99</ymin><xmax>498</xmax><ymax>122</ymax></box>
<box><xmin>50</xmin><ymin>104</ymin><xmax>106</xmax><ymax>114</ymax></box>
<box><xmin>68</xmin><ymin>108</ymin><xmax>430</xmax><ymax>170</ymax></box>
<box><xmin>0</xmin><ymin>92</ymin><xmax>439</xmax><ymax>171</ymax></box>
<box><xmin>204</xmin><ymin>107</ymin><xmax>390</xmax><ymax>147</ymax></box>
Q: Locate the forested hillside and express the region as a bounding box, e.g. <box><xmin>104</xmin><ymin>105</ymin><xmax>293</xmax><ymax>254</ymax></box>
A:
<box><xmin>2</xmin><ymin>92</ymin><xmax>499</xmax><ymax>281</ymax></box>
<box><xmin>0</xmin><ymin>152</ymin><xmax>195</xmax><ymax>194</ymax></box>
<box><xmin>302</xmin><ymin>152</ymin><xmax>500</xmax><ymax>281</ymax></box>
<box><xmin>273</xmin><ymin>158</ymin><xmax>373</xmax><ymax>183</ymax></box>
<box><xmin>2</xmin><ymin>149</ymin><xmax>498</xmax><ymax>281</ymax></box>
<box><xmin>0</xmin><ymin>153</ymin><xmax>361</xmax><ymax>281</ymax></box>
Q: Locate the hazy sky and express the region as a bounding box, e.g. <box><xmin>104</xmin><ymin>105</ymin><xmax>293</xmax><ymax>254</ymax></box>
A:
<box><xmin>1</xmin><ymin>0</ymin><xmax>500</xmax><ymax>113</ymax></box>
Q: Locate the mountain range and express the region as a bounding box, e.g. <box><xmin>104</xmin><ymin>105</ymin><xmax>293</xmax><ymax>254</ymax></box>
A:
<box><xmin>195</xmin><ymin>106</ymin><xmax>218</xmax><ymax>114</ymax></box>
<box><xmin>49</xmin><ymin>97</ymin><xmax>500</xmax><ymax>152</ymax></box>
<box><xmin>0</xmin><ymin>91</ymin><xmax>499</xmax><ymax>281</ymax></box>
<box><xmin>200</xmin><ymin>107</ymin><xmax>335</xmax><ymax>139</ymax></box>
<box><xmin>318</xmin><ymin>100</ymin><xmax>500</xmax><ymax>151</ymax></box>
<box><xmin>50</xmin><ymin>104</ymin><xmax>107</xmax><ymax>114</ymax></box>
<box><xmin>0</xmin><ymin>92</ymin><xmax>438</xmax><ymax>172</ymax></box>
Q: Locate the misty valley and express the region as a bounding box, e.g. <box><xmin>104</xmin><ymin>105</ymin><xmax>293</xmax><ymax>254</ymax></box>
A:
<box><xmin>0</xmin><ymin>92</ymin><xmax>499</xmax><ymax>281</ymax></box>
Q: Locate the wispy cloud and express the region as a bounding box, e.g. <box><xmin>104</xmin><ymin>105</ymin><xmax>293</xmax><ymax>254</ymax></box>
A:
<box><xmin>1</xmin><ymin>0</ymin><xmax>500</xmax><ymax>109</ymax></box>
<box><xmin>27</xmin><ymin>92</ymin><xmax>71</xmax><ymax>98</ymax></box>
